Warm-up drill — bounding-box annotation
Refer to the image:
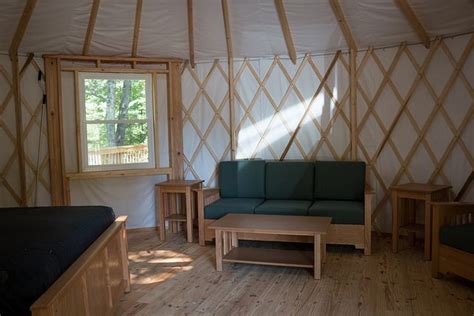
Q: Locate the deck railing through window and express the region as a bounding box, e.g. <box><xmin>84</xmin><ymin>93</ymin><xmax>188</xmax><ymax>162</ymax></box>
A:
<box><xmin>88</xmin><ymin>144</ymin><xmax>149</xmax><ymax>165</ymax></box>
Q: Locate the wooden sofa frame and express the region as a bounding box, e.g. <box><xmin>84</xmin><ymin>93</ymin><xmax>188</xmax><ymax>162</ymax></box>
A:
<box><xmin>31</xmin><ymin>216</ymin><xmax>131</xmax><ymax>315</ymax></box>
<box><xmin>196</xmin><ymin>185</ymin><xmax>374</xmax><ymax>255</ymax></box>
<box><xmin>431</xmin><ymin>202</ymin><xmax>474</xmax><ymax>280</ymax></box>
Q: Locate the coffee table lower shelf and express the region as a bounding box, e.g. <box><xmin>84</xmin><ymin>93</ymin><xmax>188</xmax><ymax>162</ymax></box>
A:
<box><xmin>223</xmin><ymin>247</ymin><xmax>314</xmax><ymax>268</ymax></box>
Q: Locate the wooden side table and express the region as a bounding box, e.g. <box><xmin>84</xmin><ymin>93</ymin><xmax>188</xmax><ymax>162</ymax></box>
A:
<box><xmin>156</xmin><ymin>180</ymin><xmax>203</xmax><ymax>242</ymax></box>
<box><xmin>390</xmin><ymin>183</ymin><xmax>451</xmax><ymax>260</ymax></box>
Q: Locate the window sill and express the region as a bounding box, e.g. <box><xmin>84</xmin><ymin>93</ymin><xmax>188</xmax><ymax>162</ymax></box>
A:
<box><xmin>66</xmin><ymin>168</ymin><xmax>172</xmax><ymax>180</ymax></box>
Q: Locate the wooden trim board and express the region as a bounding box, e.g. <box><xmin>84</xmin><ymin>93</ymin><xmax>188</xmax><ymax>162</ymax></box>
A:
<box><xmin>31</xmin><ymin>216</ymin><xmax>130</xmax><ymax>315</ymax></box>
<box><xmin>223</xmin><ymin>247</ymin><xmax>314</xmax><ymax>268</ymax></box>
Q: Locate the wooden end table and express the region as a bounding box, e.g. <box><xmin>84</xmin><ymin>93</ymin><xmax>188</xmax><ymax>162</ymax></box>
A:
<box><xmin>155</xmin><ymin>180</ymin><xmax>203</xmax><ymax>242</ymax></box>
<box><xmin>208</xmin><ymin>214</ymin><xmax>332</xmax><ymax>279</ymax></box>
<box><xmin>390</xmin><ymin>183</ymin><xmax>451</xmax><ymax>260</ymax></box>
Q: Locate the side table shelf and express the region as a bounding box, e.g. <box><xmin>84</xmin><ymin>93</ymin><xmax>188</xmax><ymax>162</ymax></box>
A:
<box><xmin>391</xmin><ymin>183</ymin><xmax>451</xmax><ymax>260</ymax></box>
<box><xmin>155</xmin><ymin>179</ymin><xmax>204</xmax><ymax>243</ymax></box>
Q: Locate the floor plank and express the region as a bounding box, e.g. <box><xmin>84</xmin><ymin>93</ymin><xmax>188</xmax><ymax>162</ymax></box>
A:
<box><xmin>117</xmin><ymin>231</ymin><xmax>474</xmax><ymax>315</ymax></box>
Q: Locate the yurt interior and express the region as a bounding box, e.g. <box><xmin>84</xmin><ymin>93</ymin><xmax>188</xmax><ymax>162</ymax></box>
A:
<box><xmin>1</xmin><ymin>0</ymin><xmax>473</xmax><ymax>315</ymax></box>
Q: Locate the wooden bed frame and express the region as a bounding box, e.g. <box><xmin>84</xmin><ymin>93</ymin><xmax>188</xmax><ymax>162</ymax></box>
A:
<box><xmin>30</xmin><ymin>216</ymin><xmax>130</xmax><ymax>316</ymax></box>
<box><xmin>432</xmin><ymin>202</ymin><xmax>474</xmax><ymax>280</ymax></box>
<box><xmin>196</xmin><ymin>186</ymin><xmax>374</xmax><ymax>255</ymax></box>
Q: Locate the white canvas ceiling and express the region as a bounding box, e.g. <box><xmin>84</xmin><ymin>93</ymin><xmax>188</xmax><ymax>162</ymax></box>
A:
<box><xmin>0</xmin><ymin>0</ymin><xmax>473</xmax><ymax>60</ymax></box>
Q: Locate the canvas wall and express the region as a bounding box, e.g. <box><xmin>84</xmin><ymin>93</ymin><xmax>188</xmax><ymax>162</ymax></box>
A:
<box><xmin>182</xmin><ymin>34</ymin><xmax>474</xmax><ymax>233</ymax></box>
<box><xmin>1</xmin><ymin>33</ymin><xmax>473</xmax><ymax>231</ymax></box>
<box><xmin>0</xmin><ymin>54</ymin><xmax>51</xmax><ymax>208</ymax></box>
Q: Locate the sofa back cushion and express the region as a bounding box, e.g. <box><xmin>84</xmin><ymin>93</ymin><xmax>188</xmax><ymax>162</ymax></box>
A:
<box><xmin>219</xmin><ymin>160</ymin><xmax>266</xmax><ymax>198</ymax></box>
<box><xmin>314</xmin><ymin>160</ymin><xmax>365</xmax><ymax>201</ymax></box>
<box><xmin>265</xmin><ymin>161</ymin><xmax>314</xmax><ymax>200</ymax></box>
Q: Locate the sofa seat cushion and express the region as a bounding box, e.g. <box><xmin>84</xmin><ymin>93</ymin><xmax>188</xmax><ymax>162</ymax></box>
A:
<box><xmin>255</xmin><ymin>200</ymin><xmax>312</xmax><ymax>216</ymax></box>
<box><xmin>265</xmin><ymin>161</ymin><xmax>314</xmax><ymax>200</ymax></box>
<box><xmin>308</xmin><ymin>200</ymin><xmax>364</xmax><ymax>225</ymax></box>
<box><xmin>440</xmin><ymin>223</ymin><xmax>474</xmax><ymax>254</ymax></box>
<box><xmin>204</xmin><ymin>198</ymin><xmax>264</xmax><ymax>219</ymax></box>
<box><xmin>219</xmin><ymin>160</ymin><xmax>266</xmax><ymax>198</ymax></box>
<box><xmin>314</xmin><ymin>161</ymin><xmax>365</xmax><ymax>201</ymax></box>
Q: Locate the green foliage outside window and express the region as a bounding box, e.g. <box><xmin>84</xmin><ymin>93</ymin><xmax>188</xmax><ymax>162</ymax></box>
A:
<box><xmin>84</xmin><ymin>78</ymin><xmax>149</xmax><ymax>149</ymax></box>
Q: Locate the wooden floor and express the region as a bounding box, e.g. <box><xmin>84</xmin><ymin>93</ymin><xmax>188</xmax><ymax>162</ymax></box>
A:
<box><xmin>117</xmin><ymin>230</ymin><xmax>474</xmax><ymax>315</ymax></box>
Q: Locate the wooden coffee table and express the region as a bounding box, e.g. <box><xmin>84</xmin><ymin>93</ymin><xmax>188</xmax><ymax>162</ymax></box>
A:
<box><xmin>208</xmin><ymin>214</ymin><xmax>331</xmax><ymax>279</ymax></box>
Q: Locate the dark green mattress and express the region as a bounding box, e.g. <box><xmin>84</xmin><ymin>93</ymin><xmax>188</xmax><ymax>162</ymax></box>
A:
<box><xmin>0</xmin><ymin>206</ymin><xmax>115</xmax><ymax>316</ymax></box>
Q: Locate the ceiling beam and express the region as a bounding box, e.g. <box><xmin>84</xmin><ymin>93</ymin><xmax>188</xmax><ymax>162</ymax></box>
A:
<box><xmin>221</xmin><ymin>0</ymin><xmax>236</xmax><ymax>159</ymax></box>
<box><xmin>329</xmin><ymin>0</ymin><xmax>357</xmax><ymax>51</ymax></box>
<box><xmin>9</xmin><ymin>0</ymin><xmax>38</xmax><ymax>56</ymax></box>
<box><xmin>394</xmin><ymin>0</ymin><xmax>430</xmax><ymax>48</ymax></box>
<box><xmin>274</xmin><ymin>0</ymin><xmax>296</xmax><ymax>64</ymax></box>
<box><xmin>83</xmin><ymin>0</ymin><xmax>101</xmax><ymax>55</ymax></box>
<box><xmin>132</xmin><ymin>0</ymin><xmax>143</xmax><ymax>57</ymax></box>
<box><xmin>221</xmin><ymin>0</ymin><xmax>233</xmax><ymax>60</ymax></box>
<box><xmin>187</xmin><ymin>0</ymin><xmax>195</xmax><ymax>68</ymax></box>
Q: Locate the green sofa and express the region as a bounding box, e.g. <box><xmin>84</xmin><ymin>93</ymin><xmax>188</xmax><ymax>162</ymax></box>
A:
<box><xmin>197</xmin><ymin>160</ymin><xmax>374</xmax><ymax>255</ymax></box>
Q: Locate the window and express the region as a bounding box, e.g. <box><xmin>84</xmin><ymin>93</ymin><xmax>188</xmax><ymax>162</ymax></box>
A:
<box><xmin>78</xmin><ymin>72</ymin><xmax>155</xmax><ymax>172</ymax></box>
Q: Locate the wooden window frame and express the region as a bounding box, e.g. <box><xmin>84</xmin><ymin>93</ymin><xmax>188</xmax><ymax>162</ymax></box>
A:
<box><xmin>77</xmin><ymin>72</ymin><xmax>156</xmax><ymax>172</ymax></box>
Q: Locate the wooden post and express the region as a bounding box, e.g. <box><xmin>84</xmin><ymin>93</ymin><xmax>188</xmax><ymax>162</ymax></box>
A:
<box><xmin>44</xmin><ymin>57</ymin><xmax>69</xmax><ymax>205</ymax></box>
<box><xmin>168</xmin><ymin>62</ymin><xmax>184</xmax><ymax>179</ymax></box>
<box><xmin>350</xmin><ymin>48</ymin><xmax>357</xmax><ymax>160</ymax></box>
<box><xmin>9</xmin><ymin>0</ymin><xmax>39</xmax><ymax>206</ymax></box>
<box><xmin>10</xmin><ymin>55</ymin><xmax>27</xmax><ymax>206</ymax></box>
<box><xmin>228</xmin><ymin>58</ymin><xmax>235</xmax><ymax>160</ymax></box>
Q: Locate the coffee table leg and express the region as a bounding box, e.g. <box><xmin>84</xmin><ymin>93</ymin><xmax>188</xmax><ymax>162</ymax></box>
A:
<box><xmin>215</xmin><ymin>230</ymin><xmax>223</xmax><ymax>271</ymax></box>
<box><xmin>314</xmin><ymin>234</ymin><xmax>321</xmax><ymax>279</ymax></box>
<box><xmin>231</xmin><ymin>232</ymin><xmax>238</xmax><ymax>248</ymax></box>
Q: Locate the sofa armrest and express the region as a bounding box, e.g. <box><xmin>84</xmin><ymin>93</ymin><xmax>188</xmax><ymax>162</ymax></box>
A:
<box><xmin>432</xmin><ymin>202</ymin><xmax>474</xmax><ymax>230</ymax></box>
<box><xmin>194</xmin><ymin>188</ymin><xmax>220</xmax><ymax>206</ymax></box>
<box><xmin>431</xmin><ymin>202</ymin><xmax>474</xmax><ymax>277</ymax></box>
<box><xmin>195</xmin><ymin>188</ymin><xmax>220</xmax><ymax>246</ymax></box>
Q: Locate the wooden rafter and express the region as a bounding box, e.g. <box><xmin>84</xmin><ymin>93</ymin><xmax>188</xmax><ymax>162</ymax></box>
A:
<box><xmin>132</xmin><ymin>0</ymin><xmax>143</xmax><ymax>57</ymax></box>
<box><xmin>187</xmin><ymin>0</ymin><xmax>195</xmax><ymax>68</ymax></box>
<box><xmin>329</xmin><ymin>0</ymin><xmax>357</xmax><ymax>50</ymax></box>
<box><xmin>221</xmin><ymin>0</ymin><xmax>233</xmax><ymax>60</ymax></box>
<box><xmin>9</xmin><ymin>0</ymin><xmax>37</xmax><ymax>56</ymax></box>
<box><xmin>83</xmin><ymin>0</ymin><xmax>101</xmax><ymax>55</ymax></box>
<box><xmin>274</xmin><ymin>0</ymin><xmax>297</xmax><ymax>64</ymax></box>
<box><xmin>394</xmin><ymin>0</ymin><xmax>430</xmax><ymax>48</ymax></box>
<box><xmin>221</xmin><ymin>0</ymin><xmax>236</xmax><ymax>159</ymax></box>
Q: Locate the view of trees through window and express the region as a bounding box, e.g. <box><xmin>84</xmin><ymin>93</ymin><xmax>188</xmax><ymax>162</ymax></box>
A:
<box><xmin>82</xmin><ymin>75</ymin><xmax>153</xmax><ymax>169</ymax></box>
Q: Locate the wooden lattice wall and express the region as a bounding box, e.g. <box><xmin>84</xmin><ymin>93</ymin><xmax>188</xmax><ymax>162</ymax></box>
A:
<box><xmin>182</xmin><ymin>34</ymin><xmax>474</xmax><ymax>232</ymax></box>
<box><xmin>0</xmin><ymin>55</ymin><xmax>51</xmax><ymax>207</ymax></box>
